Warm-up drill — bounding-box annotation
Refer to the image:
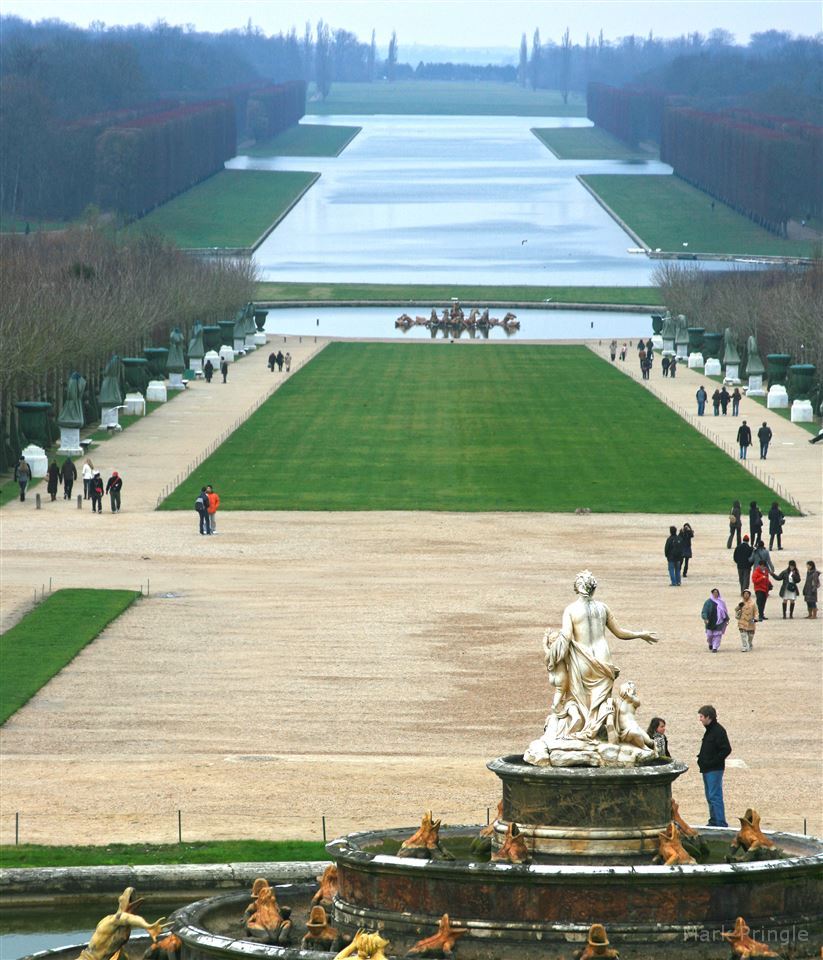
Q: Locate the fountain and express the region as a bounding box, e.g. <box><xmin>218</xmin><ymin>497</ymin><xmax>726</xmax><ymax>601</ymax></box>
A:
<box><xmin>395</xmin><ymin>304</ymin><xmax>519</xmax><ymax>339</ymax></box>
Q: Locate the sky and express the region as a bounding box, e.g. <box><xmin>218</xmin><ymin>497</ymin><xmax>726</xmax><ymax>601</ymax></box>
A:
<box><xmin>3</xmin><ymin>0</ymin><xmax>821</xmax><ymax>47</ymax></box>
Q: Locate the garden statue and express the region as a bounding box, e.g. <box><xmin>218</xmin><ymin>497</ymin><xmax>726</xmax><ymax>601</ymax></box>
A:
<box><xmin>167</xmin><ymin>328</ymin><xmax>186</xmax><ymax>389</ymax></box>
<box><xmin>188</xmin><ymin>322</ymin><xmax>205</xmax><ymax>373</ymax></box>
<box><xmin>652</xmin><ymin>823</ymin><xmax>697</xmax><ymax>865</ymax></box>
<box><xmin>723</xmin><ymin>328</ymin><xmax>741</xmax><ymax>366</ymax></box>
<box><xmin>398</xmin><ymin>811</ymin><xmax>455</xmax><ymax>861</ymax></box>
<box><xmin>312</xmin><ymin>864</ymin><xmax>339</xmax><ymax>911</ymax></box>
<box><xmin>302</xmin><ymin>906</ymin><xmax>344</xmax><ymax>952</ymax></box>
<box><xmin>75</xmin><ymin>887</ymin><xmax>166</xmax><ymax>960</ymax></box>
<box><xmin>245</xmin><ymin>879</ymin><xmax>291</xmax><ymax>943</ymax></box>
<box><xmin>334</xmin><ymin>931</ymin><xmax>391</xmax><ymax>959</ymax></box>
<box><xmin>576</xmin><ymin>924</ymin><xmax>620</xmax><ymax>959</ymax></box>
<box><xmin>745</xmin><ymin>336</ymin><xmax>766</xmax><ymax>397</ymax></box>
<box><xmin>491</xmin><ymin>821</ymin><xmax>531</xmax><ymax>864</ymax></box>
<box><xmin>406</xmin><ymin>914</ymin><xmax>467</xmax><ymax>957</ymax></box>
<box><xmin>671</xmin><ymin>799</ymin><xmax>708</xmax><ymax>858</ymax></box>
<box><xmin>729</xmin><ymin>809</ymin><xmax>784</xmax><ymax>862</ymax></box>
<box><xmin>720</xmin><ymin>916</ymin><xmax>779</xmax><ymax>957</ymax></box>
<box><xmin>57</xmin><ymin>371</ymin><xmax>86</xmax><ymax>455</ymax></box>
<box><xmin>142</xmin><ymin>933</ymin><xmax>182</xmax><ymax>960</ymax></box>
<box><xmin>524</xmin><ymin>571</ymin><xmax>658</xmax><ymax>768</ymax></box>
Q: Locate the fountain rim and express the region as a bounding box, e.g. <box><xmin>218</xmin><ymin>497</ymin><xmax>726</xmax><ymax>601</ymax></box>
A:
<box><xmin>487</xmin><ymin>753</ymin><xmax>689</xmax><ymax>782</ymax></box>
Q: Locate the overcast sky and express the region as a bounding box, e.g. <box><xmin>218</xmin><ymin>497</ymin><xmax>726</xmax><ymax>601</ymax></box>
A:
<box><xmin>4</xmin><ymin>0</ymin><xmax>821</xmax><ymax>47</ymax></box>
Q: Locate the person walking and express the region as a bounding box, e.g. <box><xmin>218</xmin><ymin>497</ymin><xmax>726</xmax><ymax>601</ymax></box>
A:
<box><xmin>733</xmin><ymin>535</ymin><xmax>754</xmax><ymax>592</ymax></box>
<box><xmin>767</xmin><ymin>501</ymin><xmax>785</xmax><ymax>551</ymax></box>
<box><xmin>46</xmin><ymin>461</ymin><xmax>59</xmax><ymax>502</ymax></box>
<box><xmin>774</xmin><ymin>560</ymin><xmax>801</xmax><ymax>619</ymax></box>
<box><xmin>711</xmin><ymin>388</ymin><xmax>721</xmax><ymax>416</ymax></box>
<box><xmin>646</xmin><ymin>718</ymin><xmax>670</xmax><ymax>758</ymax></box>
<box><xmin>14</xmin><ymin>456</ymin><xmax>32</xmax><ymax>502</ymax></box>
<box><xmin>609</xmin><ymin>339</ymin><xmax>617</xmax><ymax>362</ymax></box>
<box><xmin>90</xmin><ymin>470</ymin><xmax>104</xmax><ymax>514</ymax></box>
<box><xmin>105</xmin><ymin>471</ymin><xmax>123</xmax><ymax>512</ymax></box>
<box><xmin>661</xmin><ymin>355</ymin><xmax>670</xmax><ymax>377</ymax></box>
<box><xmin>727</xmin><ymin>500</ymin><xmax>742</xmax><ymax>549</ymax></box>
<box><xmin>82</xmin><ymin>458</ymin><xmax>94</xmax><ymax>499</ymax></box>
<box><xmin>669</xmin><ymin>356</ymin><xmax>677</xmax><ymax>378</ymax></box>
<box><xmin>751</xmin><ymin>538</ymin><xmax>775</xmax><ymax>575</ymax></box>
<box><xmin>680</xmin><ymin>522</ymin><xmax>695</xmax><ymax>577</ymax></box>
<box><xmin>751</xmin><ymin>560</ymin><xmax>772</xmax><ymax>621</ymax></box>
<box><xmin>276</xmin><ymin>350</ymin><xmax>285</xmax><ymax>372</ymax></box>
<box><xmin>645</xmin><ymin>337</ymin><xmax>654</xmax><ymax>361</ymax></box>
<box><xmin>695</xmin><ymin>385</ymin><xmax>707</xmax><ymax>416</ymax></box>
<box><xmin>60</xmin><ymin>458</ymin><xmax>77</xmax><ymax>499</ymax></box>
<box><xmin>284</xmin><ymin>352</ymin><xmax>291</xmax><ymax>372</ymax></box>
<box><xmin>737</xmin><ymin>420</ymin><xmax>752</xmax><ymax>460</ymax></box>
<box><xmin>206</xmin><ymin>484</ymin><xmax>220</xmax><ymax>534</ymax></box>
<box><xmin>664</xmin><ymin>525</ymin><xmax>684</xmax><ymax>586</ymax></box>
<box><xmin>195</xmin><ymin>486</ymin><xmax>211</xmax><ymax>535</ymax></box>
<box><xmin>204</xmin><ymin>359</ymin><xmax>214</xmax><ymax>383</ymax></box>
<box><xmin>268</xmin><ymin>351</ymin><xmax>276</xmax><ymax>372</ymax></box>
<box><xmin>641</xmin><ymin>356</ymin><xmax>651</xmax><ymax>380</ymax></box>
<box><xmin>702</xmin><ymin>588</ymin><xmax>730</xmax><ymax>652</ymax></box>
<box><xmin>697</xmin><ymin>705</ymin><xmax>731</xmax><ymax>827</ymax></box>
<box><xmin>719</xmin><ymin>386</ymin><xmax>730</xmax><ymax>415</ymax></box>
<box><xmin>803</xmin><ymin>561</ymin><xmax>820</xmax><ymax>619</ymax></box>
<box><xmin>220</xmin><ymin>359</ymin><xmax>229</xmax><ymax>383</ymax></box>
<box><xmin>731</xmin><ymin>387</ymin><xmax>741</xmax><ymax>416</ymax></box>
<box><xmin>735</xmin><ymin>590</ymin><xmax>758</xmax><ymax>652</ymax></box>
<box><xmin>748</xmin><ymin>500</ymin><xmax>763</xmax><ymax>543</ymax></box>
<box><xmin>757</xmin><ymin>421</ymin><xmax>773</xmax><ymax>460</ymax></box>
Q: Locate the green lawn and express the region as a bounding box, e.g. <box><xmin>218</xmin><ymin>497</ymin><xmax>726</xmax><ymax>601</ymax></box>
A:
<box><xmin>129</xmin><ymin>170</ymin><xmax>319</xmax><ymax>249</ymax></box>
<box><xmin>0</xmin><ymin>476</ymin><xmax>42</xmax><ymax>508</ymax></box>
<box><xmin>0</xmin><ymin>839</ymin><xmax>327</xmax><ymax>868</ymax></box>
<box><xmin>0</xmin><ymin>589</ymin><xmax>140</xmax><ymax>724</ymax></box>
<box><xmin>532</xmin><ymin>127</ymin><xmax>653</xmax><ymax>161</ymax></box>
<box><xmin>0</xmin><ymin>217</ymin><xmax>69</xmax><ymax>234</ymax></box>
<box><xmin>307</xmin><ymin>81</ymin><xmax>586</xmax><ymax>116</ymax></box>
<box><xmin>254</xmin><ymin>282</ymin><xmax>664</xmax><ymax>306</ymax></box>
<box><xmin>159</xmin><ymin>344</ymin><xmax>792</xmax><ymax>514</ymax></box>
<box><xmin>581</xmin><ymin>174</ymin><xmax>815</xmax><ymax>257</ymax></box>
<box><xmin>245</xmin><ymin>124</ymin><xmax>361</xmax><ymax>157</ymax></box>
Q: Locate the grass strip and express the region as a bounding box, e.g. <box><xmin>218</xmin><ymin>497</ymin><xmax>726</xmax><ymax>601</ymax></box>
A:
<box><xmin>0</xmin><ymin>217</ymin><xmax>70</xmax><ymax>234</ymax></box>
<box><xmin>0</xmin><ymin>477</ymin><xmax>42</xmax><ymax>509</ymax></box>
<box><xmin>581</xmin><ymin>174</ymin><xmax>815</xmax><ymax>258</ymax></box>
<box><xmin>0</xmin><ymin>589</ymin><xmax>140</xmax><ymax>725</ymax></box>
<box><xmin>306</xmin><ymin>80</ymin><xmax>586</xmax><ymax>116</ymax></box>
<box><xmin>0</xmin><ymin>839</ymin><xmax>328</xmax><ymax>869</ymax></box>
<box><xmin>244</xmin><ymin>124</ymin><xmax>361</xmax><ymax>157</ymax></box>
<box><xmin>128</xmin><ymin>170</ymin><xmax>318</xmax><ymax>249</ymax></box>
<box><xmin>254</xmin><ymin>282</ymin><xmax>664</xmax><ymax>306</ymax></box>
<box><xmin>159</xmin><ymin>343</ymin><xmax>793</xmax><ymax>515</ymax></box>
<box><xmin>532</xmin><ymin>127</ymin><xmax>653</xmax><ymax>161</ymax></box>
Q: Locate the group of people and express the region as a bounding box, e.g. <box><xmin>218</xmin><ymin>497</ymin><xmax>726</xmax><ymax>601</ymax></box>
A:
<box><xmin>728</xmin><ymin>498</ymin><xmax>785</xmax><ymax>551</ymax></box>
<box><xmin>13</xmin><ymin>455</ymin><xmax>122</xmax><ymax>513</ymax></box>
<box><xmin>195</xmin><ymin>484</ymin><xmax>221</xmax><ymax>535</ymax></box>
<box><xmin>267</xmin><ymin>350</ymin><xmax>291</xmax><ymax>373</ymax></box>
<box><xmin>81</xmin><ymin>458</ymin><xmax>123</xmax><ymax>513</ymax></box>
<box><xmin>663</xmin><ymin>522</ymin><xmax>695</xmax><ymax>585</ymax></box>
<box><xmin>733</xmin><ymin>420</ymin><xmax>772</xmax><ymax>460</ymax></box>
<box><xmin>203</xmin><ymin>358</ymin><xmax>230</xmax><ymax>383</ymax></box>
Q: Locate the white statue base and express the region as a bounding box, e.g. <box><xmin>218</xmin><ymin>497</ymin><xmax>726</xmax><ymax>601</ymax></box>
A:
<box><xmin>767</xmin><ymin>385</ymin><xmax>789</xmax><ymax>409</ymax></box>
<box><xmin>791</xmin><ymin>399</ymin><xmax>813</xmax><ymax>422</ymax></box>
<box><xmin>675</xmin><ymin>343</ymin><xmax>689</xmax><ymax>361</ymax></box>
<box><xmin>101</xmin><ymin>407</ymin><xmax>122</xmax><ymax>430</ymax></box>
<box><xmin>21</xmin><ymin>444</ymin><xmax>48</xmax><ymax>478</ymax></box>
<box><xmin>747</xmin><ymin>375</ymin><xmax>765</xmax><ymax>397</ymax></box>
<box><xmin>203</xmin><ymin>350</ymin><xmax>220</xmax><ymax>371</ymax></box>
<box><xmin>218</xmin><ymin>346</ymin><xmax>234</xmax><ymax>363</ymax></box>
<box><xmin>724</xmin><ymin>363</ymin><xmax>740</xmax><ymax>384</ymax></box>
<box><xmin>233</xmin><ymin>337</ymin><xmax>246</xmax><ymax>354</ymax></box>
<box><xmin>704</xmin><ymin>358</ymin><xmax>721</xmax><ymax>376</ymax></box>
<box><xmin>651</xmin><ymin>335</ymin><xmax>662</xmax><ymax>351</ymax></box>
<box><xmin>524</xmin><ymin>737</ymin><xmax>655</xmax><ymax>769</ymax></box>
<box><xmin>253</xmin><ymin>332</ymin><xmax>267</xmax><ymax>346</ymax></box>
<box><xmin>146</xmin><ymin>381</ymin><xmax>167</xmax><ymax>403</ymax></box>
<box><xmin>124</xmin><ymin>392</ymin><xmax>146</xmax><ymax>416</ymax></box>
<box><xmin>190</xmin><ymin>358</ymin><xmax>203</xmax><ymax>373</ymax></box>
<box><xmin>244</xmin><ymin>335</ymin><xmax>257</xmax><ymax>351</ymax></box>
<box><xmin>662</xmin><ymin>338</ymin><xmax>675</xmax><ymax>354</ymax></box>
<box><xmin>168</xmin><ymin>373</ymin><xmax>185</xmax><ymax>391</ymax></box>
<box><xmin>57</xmin><ymin>427</ymin><xmax>83</xmax><ymax>456</ymax></box>
<box><xmin>688</xmin><ymin>352</ymin><xmax>704</xmax><ymax>369</ymax></box>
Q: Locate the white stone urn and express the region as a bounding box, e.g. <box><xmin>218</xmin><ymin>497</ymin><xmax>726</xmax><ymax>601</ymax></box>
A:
<box><xmin>767</xmin><ymin>384</ymin><xmax>789</xmax><ymax>409</ymax></box>
<box><xmin>21</xmin><ymin>444</ymin><xmax>48</xmax><ymax>478</ymax></box>
<box><xmin>790</xmin><ymin>399</ymin><xmax>813</xmax><ymax>422</ymax></box>
<box><xmin>688</xmin><ymin>352</ymin><xmax>705</xmax><ymax>369</ymax></box>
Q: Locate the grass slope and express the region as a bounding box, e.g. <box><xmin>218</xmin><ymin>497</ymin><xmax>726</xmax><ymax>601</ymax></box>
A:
<box><xmin>129</xmin><ymin>170</ymin><xmax>318</xmax><ymax>249</ymax></box>
<box><xmin>254</xmin><ymin>282</ymin><xmax>664</xmax><ymax>306</ymax></box>
<box><xmin>306</xmin><ymin>81</ymin><xmax>586</xmax><ymax>116</ymax></box>
<box><xmin>0</xmin><ymin>589</ymin><xmax>139</xmax><ymax>724</ymax></box>
<box><xmin>244</xmin><ymin>124</ymin><xmax>361</xmax><ymax>157</ymax></box>
<box><xmin>160</xmin><ymin>344</ymin><xmax>791</xmax><ymax>514</ymax></box>
<box><xmin>532</xmin><ymin>127</ymin><xmax>652</xmax><ymax>161</ymax></box>
<box><xmin>581</xmin><ymin>174</ymin><xmax>814</xmax><ymax>257</ymax></box>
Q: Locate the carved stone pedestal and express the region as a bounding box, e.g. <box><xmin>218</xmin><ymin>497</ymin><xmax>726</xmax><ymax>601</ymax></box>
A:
<box><xmin>124</xmin><ymin>393</ymin><xmax>146</xmax><ymax>416</ymax></box>
<box><xmin>688</xmin><ymin>352</ymin><xmax>704</xmax><ymax>369</ymax></box>
<box><xmin>767</xmin><ymin>385</ymin><xmax>789</xmax><ymax>409</ymax></box>
<box><xmin>704</xmin><ymin>358</ymin><xmax>721</xmax><ymax>376</ymax></box>
<box><xmin>791</xmin><ymin>399</ymin><xmax>813</xmax><ymax>422</ymax></box>
<box><xmin>747</xmin><ymin>374</ymin><xmax>765</xmax><ymax>397</ymax></box>
<box><xmin>146</xmin><ymin>381</ymin><xmax>167</xmax><ymax>403</ymax></box>
<box><xmin>58</xmin><ymin>427</ymin><xmax>82</xmax><ymax>456</ymax></box>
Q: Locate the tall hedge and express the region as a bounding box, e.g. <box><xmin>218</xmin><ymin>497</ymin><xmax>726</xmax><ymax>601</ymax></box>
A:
<box><xmin>586</xmin><ymin>83</ymin><xmax>668</xmax><ymax>146</ymax></box>
<box><xmin>245</xmin><ymin>80</ymin><xmax>306</xmax><ymax>141</ymax></box>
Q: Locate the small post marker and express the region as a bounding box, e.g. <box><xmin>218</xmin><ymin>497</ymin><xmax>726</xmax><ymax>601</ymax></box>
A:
<box><xmin>36</xmin><ymin>493</ymin><xmax>41</xmax><ymax>510</ymax></box>
<box><xmin>15</xmin><ymin>812</ymin><xmax>19</xmax><ymax>845</ymax></box>
<box><xmin>322</xmin><ymin>815</ymin><xmax>327</xmax><ymax>842</ymax></box>
<box><xmin>178</xmin><ymin>809</ymin><xmax>182</xmax><ymax>843</ymax></box>
<box><xmin>77</xmin><ymin>495</ymin><xmax>83</xmax><ymax>509</ymax></box>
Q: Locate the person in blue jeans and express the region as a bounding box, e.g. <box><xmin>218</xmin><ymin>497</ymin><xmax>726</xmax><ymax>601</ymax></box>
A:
<box><xmin>697</xmin><ymin>705</ymin><xmax>732</xmax><ymax>827</ymax></box>
<box><xmin>695</xmin><ymin>385</ymin><xmax>708</xmax><ymax>416</ymax></box>
<box><xmin>664</xmin><ymin>525</ymin><xmax>684</xmax><ymax>586</ymax></box>
<box><xmin>736</xmin><ymin>420</ymin><xmax>752</xmax><ymax>459</ymax></box>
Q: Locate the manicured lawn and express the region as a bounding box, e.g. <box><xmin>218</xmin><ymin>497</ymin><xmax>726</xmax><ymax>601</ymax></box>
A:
<box><xmin>581</xmin><ymin>174</ymin><xmax>815</xmax><ymax>257</ymax></box>
<box><xmin>307</xmin><ymin>81</ymin><xmax>586</xmax><ymax>116</ymax></box>
<box><xmin>129</xmin><ymin>170</ymin><xmax>319</xmax><ymax>249</ymax></box>
<box><xmin>0</xmin><ymin>589</ymin><xmax>140</xmax><ymax>724</ymax></box>
<box><xmin>0</xmin><ymin>839</ymin><xmax>327</xmax><ymax>868</ymax></box>
<box><xmin>159</xmin><ymin>344</ymin><xmax>792</xmax><ymax>514</ymax></box>
<box><xmin>532</xmin><ymin>127</ymin><xmax>653</xmax><ymax>161</ymax></box>
<box><xmin>245</xmin><ymin>124</ymin><xmax>361</xmax><ymax>157</ymax></box>
<box><xmin>254</xmin><ymin>282</ymin><xmax>664</xmax><ymax>306</ymax></box>
<box><xmin>0</xmin><ymin>476</ymin><xmax>42</xmax><ymax>508</ymax></box>
<box><xmin>0</xmin><ymin>217</ymin><xmax>69</xmax><ymax>234</ymax></box>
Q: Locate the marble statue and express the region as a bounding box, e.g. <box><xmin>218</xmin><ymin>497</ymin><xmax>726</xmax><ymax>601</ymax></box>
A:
<box><xmin>723</xmin><ymin>328</ymin><xmax>741</xmax><ymax>365</ymax></box>
<box><xmin>576</xmin><ymin>924</ymin><xmax>619</xmax><ymax>959</ymax></box>
<box><xmin>745</xmin><ymin>336</ymin><xmax>765</xmax><ymax>376</ymax></box>
<box><xmin>524</xmin><ymin>571</ymin><xmax>658</xmax><ymax>768</ymax></box>
<box><xmin>406</xmin><ymin>914</ymin><xmax>467</xmax><ymax>957</ymax></box>
<box><xmin>334</xmin><ymin>931</ymin><xmax>391</xmax><ymax>959</ymax></box>
<box><xmin>75</xmin><ymin>888</ymin><xmax>166</xmax><ymax>960</ymax></box>
<box><xmin>721</xmin><ymin>916</ymin><xmax>779</xmax><ymax>957</ymax></box>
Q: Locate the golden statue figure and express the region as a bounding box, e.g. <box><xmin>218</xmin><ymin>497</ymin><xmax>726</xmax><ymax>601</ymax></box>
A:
<box><xmin>721</xmin><ymin>916</ymin><xmax>779</xmax><ymax>957</ymax></box>
<box><xmin>576</xmin><ymin>923</ymin><xmax>620</xmax><ymax>959</ymax></box>
<box><xmin>407</xmin><ymin>913</ymin><xmax>467</xmax><ymax>956</ymax></box>
<box><xmin>491</xmin><ymin>821</ymin><xmax>531</xmax><ymax>864</ymax></box>
<box><xmin>75</xmin><ymin>888</ymin><xmax>166</xmax><ymax>960</ymax></box>
<box><xmin>397</xmin><ymin>811</ymin><xmax>454</xmax><ymax>861</ymax></box>
<box><xmin>334</xmin><ymin>930</ymin><xmax>391</xmax><ymax>959</ymax></box>
<box><xmin>652</xmin><ymin>823</ymin><xmax>697</xmax><ymax>866</ymax></box>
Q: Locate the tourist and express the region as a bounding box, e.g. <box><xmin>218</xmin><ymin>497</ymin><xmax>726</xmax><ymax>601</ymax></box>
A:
<box><xmin>697</xmin><ymin>705</ymin><xmax>731</xmax><ymax>827</ymax></box>
<box><xmin>646</xmin><ymin>717</ymin><xmax>670</xmax><ymax>757</ymax></box>
<box><xmin>702</xmin><ymin>588</ymin><xmax>729</xmax><ymax>653</ymax></box>
<box><xmin>669</xmin><ymin>356</ymin><xmax>677</xmax><ymax>378</ymax></box>
<box><xmin>695</xmin><ymin>385</ymin><xmax>707</xmax><ymax>416</ymax></box>
<box><xmin>220</xmin><ymin>358</ymin><xmax>229</xmax><ymax>383</ymax></box>
<box><xmin>803</xmin><ymin>561</ymin><xmax>820</xmax><ymax>619</ymax></box>
<box><xmin>14</xmin><ymin>456</ymin><xmax>31</xmax><ymax>502</ymax></box>
<box><xmin>204</xmin><ymin>359</ymin><xmax>214</xmax><ymax>383</ymax></box>
<box><xmin>60</xmin><ymin>458</ymin><xmax>77</xmax><ymax>499</ymax></box>
<box><xmin>767</xmin><ymin>501</ymin><xmax>785</xmax><ymax>551</ymax></box>
<box><xmin>711</xmin><ymin>389</ymin><xmax>721</xmax><ymax>416</ymax></box>
<box><xmin>195</xmin><ymin>486</ymin><xmax>210</xmax><ymax>535</ymax></box>
<box><xmin>733</xmin><ymin>535</ymin><xmax>754</xmax><ymax>592</ymax></box>
<box><xmin>276</xmin><ymin>350</ymin><xmax>285</xmax><ymax>371</ymax></box>
<box><xmin>206</xmin><ymin>484</ymin><xmax>220</xmax><ymax>534</ymax></box>
<box><xmin>757</xmin><ymin>421</ymin><xmax>773</xmax><ymax>460</ymax></box>
<box><xmin>46</xmin><ymin>460</ymin><xmax>59</xmax><ymax>502</ymax></box>
<box><xmin>105</xmin><ymin>471</ymin><xmax>123</xmax><ymax>513</ymax></box>
<box><xmin>641</xmin><ymin>356</ymin><xmax>651</xmax><ymax>380</ymax></box>
<box><xmin>664</xmin><ymin>525</ymin><xmax>684</xmax><ymax>586</ymax></box>
<box><xmin>268</xmin><ymin>351</ymin><xmax>276</xmax><ymax>372</ymax></box>
<box><xmin>284</xmin><ymin>352</ymin><xmax>292</xmax><ymax>372</ymax></box>
<box><xmin>82</xmin><ymin>457</ymin><xmax>94</xmax><ymax>498</ymax></box>
<box><xmin>751</xmin><ymin>560</ymin><xmax>773</xmax><ymax>621</ymax></box>
<box><xmin>774</xmin><ymin>560</ymin><xmax>801</xmax><ymax>619</ymax></box>
<box><xmin>680</xmin><ymin>522</ymin><xmax>695</xmax><ymax>577</ymax></box>
<box><xmin>619</xmin><ymin>343</ymin><xmax>627</xmax><ymax>362</ymax></box>
<box><xmin>737</xmin><ymin>420</ymin><xmax>752</xmax><ymax>459</ymax></box>
<box><xmin>661</xmin><ymin>354</ymin><xmax>670</xmax><ymax>377</ymax></box>
<box><xmin>719</xmin><ymin>386</ymin><xmax>730</xmax><ymax>414</ymax></box>
<box><xmin>731</xmin><ymin>387</ymin><xmax>741</xmax><ymax>416</ymax></box>
<box><xmin>90</xmin><ymin>470</ymin><xmax>104</xmax><ymax>513</ymax></box>
<box><xmin>751</xmin><ymin>539</ymin><xmax>775</xmax><ymax>575</ymax></box>
<box><xmin>735</xmin><ymin>590</ymin><xmax>758</xmax><ymax>652</ymax></box>
<box><xmin>748</xmin><ymin>500</ymin><xmax>763</xmax><ymax>543</ymax></box>
<box><xmin>609</xmin><ymin>339</ymin><xmax>617</xmax><ymax>362</ymax></box>
<box><xmin>645</xmin><ymin>337</ymin><xmax>654</xmax><ymax>360</ymax></box>
<box><xmin>727</xmin><ymin>500</ymin><xmax>742</xmax><ymax>549</ymax></box>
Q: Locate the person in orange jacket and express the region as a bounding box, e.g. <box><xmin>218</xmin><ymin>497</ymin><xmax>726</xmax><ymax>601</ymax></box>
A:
<box><xmin>206</xmin><ymin>484</ymin><xmax>220</xmax><ymax>534</ymax></box>
<box><xmin>751</xmin><ymin>560</ymin><xmax>772</xmax><ymax>622</ymax></box>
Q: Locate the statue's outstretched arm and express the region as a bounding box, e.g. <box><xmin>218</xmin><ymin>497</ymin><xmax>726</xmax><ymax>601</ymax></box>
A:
<box><xmin>606</xmin><ymin>610</ymin><xmax>658</xmax><ymax>644</ymax></box>
<box><xmin>118</xmin><ymin>913</ymin><xmax>167</xmax><ymax>938</ymax></box>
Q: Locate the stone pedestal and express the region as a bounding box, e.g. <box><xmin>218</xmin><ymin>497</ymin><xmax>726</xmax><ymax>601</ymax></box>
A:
<box><xmin>704</xmin><ymin>358</ymin><xmax>721</xmax><ymax>376</ymax></box>
<box><xmin>168</xmin><ymin>373</ymin><xmax>185</xmax><ymax>391</ymax></box>
<box><xmin>189</xmin><ymin>357</ymin><xmax>203</xmax><ymax>374</ymax></box>
<box><xmin>101</xmin><ymin>407</ymin><xmax>121</xmax><ymax>430</ymax></box>
<box><xmin>218</xmin><ymin>346</ymin><xmax>235</xmax><ymax>363</ymax></box>
<box><xmin>57</xmin><ymin>427</ymin><xmax>82</xmax><ymax>456</ymax></box>
<box><xmin>233</xmin><ymin>337</ymin><xmax>246</xmax><ymax>354</ymax></box>
<box><xmin>662</xmin><ymin>337</ymin><xmax>675</xmax><ymax>354</ymax></box>
<box><xmin>791</xmin><ymin>399</ymin><xmax>813</xmax><ymax>422</ymax></box>
<box><xmin>146</xmin><ymin>380</ymin><xmax>167</xmax><ymax>403</ymax></box>
<box><xmin>21</xmin><ymin>444</ymin><xmax>48</xmax><ymax>478</ymax></box>
<box><xmin>767</xmin><ymin>384</ymin><xmax>789</xmax><ymax>409</ymax></box>
<box><xmin>124</xmin><ymin>393</ymin><xmax>146</xmax><ymax>416</ymax></box>
<box><xmin>244</xmin><ymin>334</ymin><xmax>257</xmax><ymax>351</ymax></box>
<box><xmin>203</xmin><ymin>350</ymin><xmax>220</xmax><ymax>372</ymax></box>
<box><xmin>651</xmin><ymin>335</ymin><xmax>662</xmax><ymax>351</ymax></box>
<box><xmin>724</xmin><ymin>363</ymin><xmax>740</xmax><ymax>384</ymax></box>
<box><xmin>747</xmin><ymin>374</ymin><xmax>765</xmax><ymax>397</ymax></box>
<box><xmin>253</xmin><ymin>332</ymin><xmax>267</xmax><ymax>346</ymax></box>
<box><xmin>688</xmin><ymin>352</ymin><xmax>704</xmax><ymax>369</ymax></box>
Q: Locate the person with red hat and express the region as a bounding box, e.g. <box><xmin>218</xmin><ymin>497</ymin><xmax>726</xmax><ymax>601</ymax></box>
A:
<box><xmin>105</xmin><ymin>470</ymin><xmax>123</xmax><ymax>513</ymax></box>
<box><xmin>733</xmin><ymin>535</ymin><xmax>754</xmax><ymax>593</ymax></box>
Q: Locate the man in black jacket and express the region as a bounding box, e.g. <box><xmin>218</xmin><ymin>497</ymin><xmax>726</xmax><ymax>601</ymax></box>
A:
<box><xmin>757</xmin><ymin>421</ymin><xmax>773</xmax><ymax>460</ymax></box>
<box><xmin>697</xmin><ymin>705</ymin><xmax>732</xmax><ymax>827</ymax></box>
<box><xmin>733</xmin><ymin>535</ymin><xmax>754</xmax><ymax>592</ymax></box>
<box><xmin>737</xmin><ymin>420</ymin><xmax>752</xmax><ymax>460</ymax></box>
<box><xmin>664</xmin><ymin>525</ymin><xmax>684</xmax><ymax>586</ymax></box>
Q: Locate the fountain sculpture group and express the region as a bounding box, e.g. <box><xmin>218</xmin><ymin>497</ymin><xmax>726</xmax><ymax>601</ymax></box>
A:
<box><xmin>395</xmin><ymin>304</ymin><xmax>519</xmax><ymax>338</ymax></box>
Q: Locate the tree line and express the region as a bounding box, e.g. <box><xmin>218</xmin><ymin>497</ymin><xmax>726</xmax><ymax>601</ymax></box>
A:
<box><xmin>0</xmin><ymin>226</ymin><xmax>256</xmax><ymax>471</ymax></box>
